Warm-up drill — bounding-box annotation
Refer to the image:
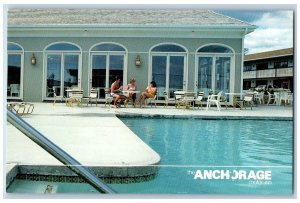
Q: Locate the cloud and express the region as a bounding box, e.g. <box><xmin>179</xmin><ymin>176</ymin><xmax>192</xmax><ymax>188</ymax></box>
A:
<box><xmin>245</xmin><ymin>11</ymin><xmax>293</xmax><ymax>54</ymax></box>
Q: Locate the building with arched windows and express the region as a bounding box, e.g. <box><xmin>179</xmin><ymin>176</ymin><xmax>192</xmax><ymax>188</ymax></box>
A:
<box><xmin>7</xmin><ymin>9</ymin><xmax>256</xmax><ymax>104</ymax></box>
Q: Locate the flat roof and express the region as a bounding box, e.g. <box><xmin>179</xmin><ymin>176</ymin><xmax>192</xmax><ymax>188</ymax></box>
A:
<box><xmin>8</xmin><ymin>9</ymin><xmax>255</xmax><ymax>28</ymax></box>
<box><xmin>245</xmin><ymin>48</ymin><xmax>294</xmax><ymax>61</ymax></box>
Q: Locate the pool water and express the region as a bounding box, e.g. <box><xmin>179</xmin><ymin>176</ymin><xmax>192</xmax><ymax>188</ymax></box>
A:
<box><xmin>7</xmin><ymin>118</ymin><xmax>293</xmax><ymax>195</ymax></box>
<box><xmin>112</xmin><ymin>118</ymin><xmax>293</xmax><ymax>194</ymax></box>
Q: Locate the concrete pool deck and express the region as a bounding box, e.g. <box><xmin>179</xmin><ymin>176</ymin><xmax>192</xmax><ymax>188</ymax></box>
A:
<box><xmin>6</xmin><ymin>102</ymin><xmax>293</xmax><ymax>184</ymax></box>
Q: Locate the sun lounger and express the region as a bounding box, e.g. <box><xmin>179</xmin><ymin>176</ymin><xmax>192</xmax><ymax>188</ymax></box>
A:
<box><xmin>7</xmin><ymin>102</ymin><xmax>34</xmax><ymax>115</ymax></box>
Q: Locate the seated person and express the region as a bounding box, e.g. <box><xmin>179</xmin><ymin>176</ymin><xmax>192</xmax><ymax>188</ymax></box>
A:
<box><xmin>138</xmin><ymin>81</ymin><xmax>157</xmax><ymax>108</ymax></box>
<box><xmin>126</xmin><ymin>78</ymin><xmax>137</xmax><ymax>106</ymax></box>
<box><xmin>111</xmin><ymin>76</ymin><xmax>127</xmax><ymax>108</ymax></box>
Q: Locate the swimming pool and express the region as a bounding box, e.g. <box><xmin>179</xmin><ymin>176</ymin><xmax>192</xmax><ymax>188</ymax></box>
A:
<box><xmin>7</xmin><ymin>118</ymin><xmax>293</xmax><ymax>195</ymax></box>
<box><xmin>112</xmin><ymin>118</ymin><xmax>293</xmax><ymax>194</ymax></box>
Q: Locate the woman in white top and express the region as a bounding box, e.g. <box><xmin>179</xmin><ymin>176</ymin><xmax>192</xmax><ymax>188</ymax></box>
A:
<box><xmin>126</xmin><ymin>78</ymin><xmax>137</xmax><ymax>105</ymax></box>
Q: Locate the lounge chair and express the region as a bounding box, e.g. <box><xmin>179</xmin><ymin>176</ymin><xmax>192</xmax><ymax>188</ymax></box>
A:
<box><xmin>206</xmin><ymin>91</ymin><xmax>223</xmax><ymax>111</ymax></box>
<box><xmin>8</xmin><ymin>102</ymin><xmax>34</xmax><ymax>115</ymax></box>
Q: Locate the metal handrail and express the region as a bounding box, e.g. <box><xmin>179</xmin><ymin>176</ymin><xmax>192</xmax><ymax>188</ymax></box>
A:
<box><xmin>6</xmin><ymin>108</ymin><xmax>116</xmax><ymax>194</ymax></box>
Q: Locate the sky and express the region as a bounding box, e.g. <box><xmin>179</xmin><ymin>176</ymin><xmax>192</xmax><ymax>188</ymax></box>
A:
<box><xmin>216</xmin><ymin>10</ymin><xmax>294</xmax><ymax>54</ymax></box>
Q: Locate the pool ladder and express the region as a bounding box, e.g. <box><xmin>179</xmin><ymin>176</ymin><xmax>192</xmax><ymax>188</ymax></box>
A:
<box><xmin>7</xmin><ymin>108</ymin><xmax>116</xmax><ymax>194</ymax></box>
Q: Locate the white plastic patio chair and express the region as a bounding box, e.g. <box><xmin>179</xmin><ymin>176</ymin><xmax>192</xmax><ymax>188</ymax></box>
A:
<box><xmin>254</xmin><ymin>91</ymin><xmax>264</xmax><ymax>104</ymax></box>
<box><xmin>273</xmin><ymin>92</ymin><xmax>280</xmax><ymax>106</ymax></box>
<box><xmin>243</xmin><ymin>94</ymin><xmax>254</xmax><ymax>110</ymax></box>
<box><xmin>10</xmin><ymin>84</ymin><xmax>20</xmax><ymax>97</ymax></box>
<box><xmin>267</xmin><ymin>91</ymin><xmax>276</xmax><ymax>105</ymax></box>
<box><xmin>287</xmin><ymin>93</ymin><xmax>293</xmax><ymax>106</ymax></box>
<box><xmin>279</xmin><ymin>91</ymin><xmax>289</xmax><ymax>106</ymax></box>
<box><xmin>206</xmin><ymin>91</ymin><xmax>223</xmax><ymax>111</ymax></box>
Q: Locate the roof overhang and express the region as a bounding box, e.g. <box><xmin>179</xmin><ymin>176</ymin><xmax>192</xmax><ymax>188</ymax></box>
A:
<box><xmin>8</xmin><ymin>24</ymin><xmax>256</xmax><ymax>38</ymax></box>
<box><xmin>245</xmin><ymin>53</ymin><xmax>293</xmax><ymax>62</ymax></box>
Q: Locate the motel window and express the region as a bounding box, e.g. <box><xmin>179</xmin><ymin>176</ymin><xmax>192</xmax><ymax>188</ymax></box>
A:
<box><xmin>274</xmin><ymin>61</ymin><xmax>288</xmax><ymax>69</ymax></box>
<box><xmin>256</xmin><ymin>62</ymin><xmax>268</xmax><ymax>70</ymax></box>
<box><xmin>288</xmin><ymin>60</ymin><xmax>293</xmax><ymax>67</ymax></box>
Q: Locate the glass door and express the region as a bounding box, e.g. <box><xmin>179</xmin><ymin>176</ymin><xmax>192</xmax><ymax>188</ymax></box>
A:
<box><xmin>46</xmin><ymin>54</ymin><xmax>80</xmax><ymax>98</ymax></box>
<box><xmin>152</xmin><ymin>55</ymin><xmax>167</xmax><ymax>100</ymax></box>
<box><xmin>196</xmin><ymin>56</ymin><xmax>232</xmax><ymax>100</ymax></box>
<box><xmin>152</xmin><ymin>55</ymin><xmax>185</xmax><ymax>100</ymax></box>
<box><xmin>7</xmin><ymin>54</ymin><xmax>22</xmax><ymax>98</ymax></box>
<box><xmin>91</xmin><ymin>54</ymin><xmax>124</xmax><ymax>98</ymax></box>
<box><xmin>169</xmin><ymin>56</ymin><xmax>185</xmax><ymax>98</ymax></box>
<box><xmin>215</xmin><ymin>57</ymin><xmax>230</xmax><ymax>94</ymax></box>
<box><xmin>197</xmin><ymin>57</ymin><xmax>213</xmax><ymax>100</ymax></box>
<box><xmin>64</xmin><ymin>55</ymin><xmax>79</xmax><ymax>97</ymax></box>
<box><xmin>91</xmin><ymin>54</ymin><xmax>107</xmax><ymax>99</ymax></box>
<box><xmin>46</xmin><ymin>54</ymin><xmax>61</xmax><ymax>97</ymax></box>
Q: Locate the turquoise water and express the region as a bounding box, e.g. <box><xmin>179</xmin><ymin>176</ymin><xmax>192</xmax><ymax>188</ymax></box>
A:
<box><xmin>8</xmin><ymin>118</ymin><xmax>293</xmax><ymax>195</ymax></box>
<box><xmin>112</xmin><ymin>118</ymin><xmax>293</xmax><ymax>194</ymax></box>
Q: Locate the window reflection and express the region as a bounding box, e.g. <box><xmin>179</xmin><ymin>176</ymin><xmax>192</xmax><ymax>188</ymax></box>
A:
<box><xmin>8</xmin><ymin>43</ymin><xmax>23</xmax><ymax>51</ymax></box>
<box><xmin>7</xmin><ymin>54</ymin><xmax>21</xmax><ymax>97</ymax></box>
<box><xmin>47</xmin><ymin>55</ymin><xmax>61</xmax><ymax>97</ymax></box>
<box><xmin>45</xmin><ymin>42</ymin><xmax>81</xmax><ymax>99</ymax></box>
<box><xmin>198</xmin><ymin>45</ymin><xmax>233</xmax><ymax>53</ymax></box>
<box><xmin>64</xmin><ymin>55</ymin><xmax>79</xmax><ymax>96</ymax></box>
<box><xmin>46</xmin><ymin>43</ymin><xmax>80</xmax><ymax>51</ymax></box>
<box><xmin>91</xmin><ymin>43</ymin><xmax>125</xmax><ymax>51</ymax></box>
<box><xmin>151</xmin><ymin>44</ymin><xmax>185</xmax><ymax>52</ymax></box>
<box><xmin>90</xmin><ymin>43</ymin><xmax>126</xmax><ymax>99</ymax></box>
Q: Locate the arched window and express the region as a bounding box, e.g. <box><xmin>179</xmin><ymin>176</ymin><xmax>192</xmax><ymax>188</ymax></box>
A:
<box><xmin>89</xmin><ymin>43</ymin><xmax>127</xmax><ymax>99</ymax></box>
<box><xmin>196</xmin><ymin>44</ymin><xmax>234</xmax><ymax>98</ymax></box>
<box><xmin>197</xmin><ymin>45</ymin><xmax>233</xmax><ymax>53</ymax></box>
<box><xmin>150</xmin><ymin>43</ymin><xmax>187</xmax><ymax>99</ymax></box>
<box><xmin>46</xmin><ymin>43</ymin><xmax>80</xmax><ymax>51</ymax></box>
<box><xmin>44</xmin><ymin>42</ymin><xmax>81</xmax><ymax>99</ymax></box>
<box><xmin>91</xmin><ymin>43</ymin><xmax>126</xmax><ymax>52</ymax></box>
<box><xmin>151</xmin><ymin>44</ymin><xmax>186</xmax><ymax>52</ymax></box>
<box><xmin>7</xmin><ymin>42</ymin><xmax>24</xmax><ymax>99</ymax></box>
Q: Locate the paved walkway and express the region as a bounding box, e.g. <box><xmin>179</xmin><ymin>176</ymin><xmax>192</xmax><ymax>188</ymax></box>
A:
<box><xmin>6</xmin><ymin>102</ymin><xmax>293</xmax><ymax>179</ymax></box>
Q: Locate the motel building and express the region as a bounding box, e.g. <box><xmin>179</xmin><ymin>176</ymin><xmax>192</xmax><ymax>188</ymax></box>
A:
<box><xmin>243</xmin><ymin>48</ymin><xmax>294</xmax><ymax>92</ymax></box>
<box><xmin>7</xmin><ymin>9</ymin><xmax>256</xmax><ymax>105</ymax></box>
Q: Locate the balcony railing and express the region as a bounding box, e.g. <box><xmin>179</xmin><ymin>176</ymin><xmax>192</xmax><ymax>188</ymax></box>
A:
<box><xmin>243</xmin><ymin>67</ymin><xmax>293</xmax><ymax>79</ymax></box>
